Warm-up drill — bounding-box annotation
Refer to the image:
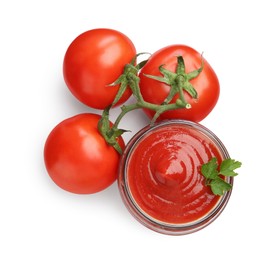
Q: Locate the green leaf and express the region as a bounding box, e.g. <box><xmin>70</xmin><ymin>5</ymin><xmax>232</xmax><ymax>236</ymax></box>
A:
<box><xmin>219</xmin><ymin>170</ymin><xmax>238</xmax><ymax>177</ymax></box>
<box><xmin>210</xmin><ymin>178</ymin><xmax>232</xmax><ymax>196</ymax></box>
<box><xmin>201</xmin><ymin>157</ymin><xmax>218</xmax><ymax>179</ymax></box>
<box><xmin>200</xmin><ymin>157</ymin><xmax>241</xmax><ymax>196</ymax></box>
<box><xmin>220</xmin><ymin>159</ymin><xmax>242</xmax><ymax>176</ymax></box>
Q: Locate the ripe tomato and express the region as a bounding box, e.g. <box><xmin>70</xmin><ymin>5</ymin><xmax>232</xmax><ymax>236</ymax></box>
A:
<box><xmin>44</xmin><ymin>113</ymin><xmax>124</xmax><ymax>194</ymax></box>
<box><xmin>139</xmin><ymin>45</ymin><xmax>220</xmax><ymax>122</ymax></box>
<box><xmin>63</xmin><ymin>28</ymin><xmax>136</xmax><ymax>109</ymax></box>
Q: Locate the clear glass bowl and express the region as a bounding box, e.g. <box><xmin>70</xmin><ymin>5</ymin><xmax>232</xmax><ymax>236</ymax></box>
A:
<box><xmin>118</xmin><ymin>120</ymin><xmax>233</xmax><ymax>235</ymax></box>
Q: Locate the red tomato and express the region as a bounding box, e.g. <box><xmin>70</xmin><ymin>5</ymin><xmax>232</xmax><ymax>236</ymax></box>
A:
<box><xmin>44</xmin><ymin>113</ymin><xmax>124</xmax><ymax>194</ymax></box>
<box><xmin>139</xmin><ymin>45</ymin><xmax>220</xmax><ymax>122</ymax></box>
<box><xmin>63</xmin><ymin>28</ymin><xmax>136</xmax><ymax>109</ymax></box>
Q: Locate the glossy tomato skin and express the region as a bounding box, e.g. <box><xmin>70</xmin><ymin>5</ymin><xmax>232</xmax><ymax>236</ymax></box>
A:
<box><xmin>139</xmin><ymin>45</ymin><xmax>220</xmax><ymax>122</ymax></box>
<box><xmin>63</xmin><ymin>28</ymin><xmax>136</xmax><ymax>109</ymax></box>
<box><xmin>44</xmin><ymin>113</ymin><xmax>124</xmax><ymax>194</ymax></box>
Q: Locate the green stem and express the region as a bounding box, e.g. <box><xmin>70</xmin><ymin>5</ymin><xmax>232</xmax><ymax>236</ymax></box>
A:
<box><xmin>112</xmin><ymin>103</ymin><xmax>141</xmax><ymax>130</ymax></box>
<box><xmin>112</xmin><ymin>98</ymin><xmax>187</xmax><ymax>130</ymax></box>
<box><xmin>98</xmin><ymin>54</ymin><xmax>203</xmax><ymax>154</ymax></box>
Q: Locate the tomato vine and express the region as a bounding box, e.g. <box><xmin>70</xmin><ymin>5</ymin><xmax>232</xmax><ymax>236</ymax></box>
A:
<box><xmin>98</xmin><ymin>53</ymin><xmax>204</xmax><ymax>154</ymax></box>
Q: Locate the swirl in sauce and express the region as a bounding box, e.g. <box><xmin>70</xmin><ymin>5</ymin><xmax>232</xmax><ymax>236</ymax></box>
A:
<box><xmin>126</xmin><ymin>124</ymin><xmax>223</xmax><ymax>224</ymax></box>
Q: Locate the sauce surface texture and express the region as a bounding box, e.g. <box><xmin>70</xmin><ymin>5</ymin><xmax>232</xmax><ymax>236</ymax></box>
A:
<box><xmin>126</xmin><ymin>124</ymin><xmax>223</xmax><ymax>224</ymax></box>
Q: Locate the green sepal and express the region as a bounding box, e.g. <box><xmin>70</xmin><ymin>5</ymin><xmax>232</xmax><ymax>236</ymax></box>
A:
<box><xmin>136</xmin><ymin>59</ymin><xmax>148</xmax><ymax>70</ymax></box>
<box><xmin>187</xmin><ymin>55</ymin><xmax>204</xmax><ymax>80</ymax></box>
<box><xmin>143</xmin><ymin>55</ymin><xmax>202</xmax><ymax>108</ymax></box>
<box><xmin>183</xmin><ymin>82</ymin><xmax>198</xmax><ymax>99</ymax></box>
<box><xmin>107</xmin><ymin>53</ymin><xmax>150</xmax><ymax>107</ymax></box>
<box><xmin>113</xmin><ymin>128</ymin><xmax>130</xmax><ymax>138</ymax></box>
<box><xmin>159</xmin><ymin>65</ymin><xmax>177</xmax><ymax>83</ymax></box>
<box><xmin>143</xmin><ymin>73</ymin><xmax>171</xmax><ymax>85</ymax></box>
<box><xmin>134</xmin><ymin>52</ymin><xmax>151</xmax><ymax>70</ymax></box>
<box><xmin>130</xmin><ymin>52</ymin><xmax>151</xmax><ymax>67</ymax></box>
<box><xmin>176</xmin><ymin>56</ymin><xmax>186</xmax><ymax>74</ymax></box>
<box><xmin>144</xmin><ymin>64</ymin><xmax>176</xmax><ymax>85</ymax></box>
<box><xmin>111</xmin><ymin>79</ymin><xmax>128</xmax><ymax>107</ymax></box>
<box><xmin>112</xmin><ymin>142</ymin><xmax>123</xmax><ymax>155</ymax></box>
<box><xmin>98</xmin><ymin>106</ymin><xmax>111</xmax><ymax>134</ymax></box>
<box><xmin>98</xmin><ymin>106</ymin><xmax>125</xmax><ymax>154</ymax></box>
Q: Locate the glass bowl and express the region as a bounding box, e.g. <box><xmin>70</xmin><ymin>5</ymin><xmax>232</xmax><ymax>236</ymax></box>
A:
<box><xmin>118</xmin><ymin>120</ymin><xmax>233</xmax><ymax>235</ymax></box>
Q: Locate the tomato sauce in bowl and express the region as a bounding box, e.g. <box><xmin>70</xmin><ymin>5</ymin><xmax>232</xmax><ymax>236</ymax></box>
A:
<box><xmin>118</xmin><ymin>120</ymin><xmax>233</xmax><ymax>235</ymax></box>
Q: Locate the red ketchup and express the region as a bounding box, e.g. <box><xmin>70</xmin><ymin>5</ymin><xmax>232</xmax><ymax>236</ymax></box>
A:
<box><xmin>118</xmin><ymin>120</ymin><xmax>232</xmax><ymax>235</ymax></box>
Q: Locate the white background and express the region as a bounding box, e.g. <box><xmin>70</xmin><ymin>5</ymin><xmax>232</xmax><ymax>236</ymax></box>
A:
<box><xmin>1</xmin><ymin>0</ymin><xmax>261</xmax><ymax>259</ymax></box>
